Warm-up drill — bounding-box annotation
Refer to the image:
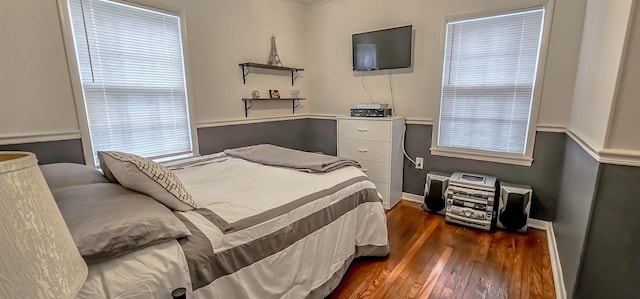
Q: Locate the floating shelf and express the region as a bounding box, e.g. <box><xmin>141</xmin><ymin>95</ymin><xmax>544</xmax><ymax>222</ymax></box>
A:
<box><xmin>241</xmin><ymin>98</ymin><xmax>306</xmax><ymax>117</ymax></box>
<box><xmin>239</xmin><ymin>62</ymin><xmax>304</xmax><ymax>86</ymax></box>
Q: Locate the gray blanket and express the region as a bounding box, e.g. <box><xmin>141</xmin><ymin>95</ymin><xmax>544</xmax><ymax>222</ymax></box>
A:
<box><xmin>224</xmin><ymin>144</ymin><xmax>360</xmax><ymax>173</ymax></box>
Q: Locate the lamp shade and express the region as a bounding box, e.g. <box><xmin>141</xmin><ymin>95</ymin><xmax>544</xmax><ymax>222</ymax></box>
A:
<box><xmin>0</xmin><ymin>152</ymin><xmax>87</xmax><ymax>298</ymax></box>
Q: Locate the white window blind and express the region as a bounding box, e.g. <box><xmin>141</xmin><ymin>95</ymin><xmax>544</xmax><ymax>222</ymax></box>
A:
<box><xmin>438</xmin><ymin>8</ymin><xmax>544</xmax><ymax>156</ymax></box>
<box><xmin>68</xmin><ymin>0</ymin><xmax>192</xmax><ymax>165</ymax></box>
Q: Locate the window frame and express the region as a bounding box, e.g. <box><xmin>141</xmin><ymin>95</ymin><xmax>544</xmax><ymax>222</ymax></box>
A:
<box><xmin>431</xmin><ymin>1</ymin><xmax>555</xmax><ymax>166</ymax></box>
<box><xmin>56</xmin><ymin>0</ymin><xmax>199</xmax><ymax>167</ymax></box>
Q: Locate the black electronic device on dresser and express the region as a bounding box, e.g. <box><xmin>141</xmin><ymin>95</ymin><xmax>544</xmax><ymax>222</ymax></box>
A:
<box><xmin>422</xmin><ymin>172</ymin><xmax>450</xmax><ymax>215</ymax></box>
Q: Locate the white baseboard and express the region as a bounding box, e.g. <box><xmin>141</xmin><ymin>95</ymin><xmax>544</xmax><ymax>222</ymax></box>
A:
<box><xmin>402</xmin><ymin>192</ymin><xmax>566</xmax><ymax>298</ymax></box>
<box><xmin>528</xmin><ymin>218</ymin><xmax>550</xmax><ymax>230</ymax></box>
<box><xmin>402</xmin><ymin>192</ymin><xmax>423</xmax><ymax>204</ymax></box>
<box><xmin>547</xmin><ymin>223</ymin><xmax>567</xmax><ymax>299</ymax></box>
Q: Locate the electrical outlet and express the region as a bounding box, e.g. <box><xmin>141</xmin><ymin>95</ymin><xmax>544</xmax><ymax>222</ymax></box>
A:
<box><xmin>415</xmin><ymin>157</ymin><xmax>424</xmax><ymax>169</ymax></box>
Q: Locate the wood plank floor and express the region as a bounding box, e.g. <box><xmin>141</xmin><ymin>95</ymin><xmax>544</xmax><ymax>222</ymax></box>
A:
<box><xmin>329</xmin><ymin>201</ymin><xmax>555</xmax><ymax>299</ymax></box>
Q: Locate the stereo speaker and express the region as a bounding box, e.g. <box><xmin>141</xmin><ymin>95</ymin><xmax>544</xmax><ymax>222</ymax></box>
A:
<box><xmin>497</xmin><ymin>182</ymin><xmax>532</xmax><ymax>233</ymax></box>
<box><xmin>422</xmin><ymin>172</ymin><xmax>450</xmax><ymax>215</ymax></box>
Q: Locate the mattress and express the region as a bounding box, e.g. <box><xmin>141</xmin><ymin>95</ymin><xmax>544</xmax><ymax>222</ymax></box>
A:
<box><xmin>78</xmin><ymin>153</ymin><xmax>389</xmax><ymax>298</ymax></box>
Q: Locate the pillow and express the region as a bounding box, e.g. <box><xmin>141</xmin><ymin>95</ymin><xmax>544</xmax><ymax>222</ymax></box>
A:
<box><xmin>52</xmin><ymin>183</ymin><xmax>191</xmax><ymax>264</ymax></box>
<box><xmin>98</xmin><ymin>156</ymin><xmax>118</xmax><ymax>183</ymax></box>
<box><xmin>39</xmin><ymin>163</ymin><xmax>110</xmax><ymax>190</ymax></box>
<box><xmin>98</xmin><ymin>151</ymin><xmax>197</xmax><ymax>211</ymax></box>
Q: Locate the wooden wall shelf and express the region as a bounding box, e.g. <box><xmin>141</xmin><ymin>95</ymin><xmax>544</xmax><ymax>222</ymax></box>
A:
<box><xmin>239</xmin><ymin>62</ymin><xmax>304</xmax><ymax>86</ymax></box>
<box><xmin>241</xmin><ymin>98</ymin><xmax>306</xmax><ymax>117</ymax></box>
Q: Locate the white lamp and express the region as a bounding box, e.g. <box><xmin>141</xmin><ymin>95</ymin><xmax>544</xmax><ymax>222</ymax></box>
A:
<box><xmin>0</xmin><ymin>152</ymin><xmax>87</xmax><ymax>298</ymax></box>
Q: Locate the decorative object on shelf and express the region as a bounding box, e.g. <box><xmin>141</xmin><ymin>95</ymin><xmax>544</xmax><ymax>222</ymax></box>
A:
<box><xmin>267</xmin><ymin>34</ymin><xmax>283</xmax><ymax>66</ymax></box>
<box><xmin>269</xmin><ymin>89</ymin><xmax>281</xmax><ymax>99</ymax></box>
<box><xmin>252</xmin><ymin>90</ymin><xmax>260</xmax><ymax>99</ymax></box>
<box><xmin>0</xmin><ymin>152</ymin><xmax>88</xmax><ymax>298</ymax></box>
<box><xmin>289</xmin><ymin>89</ymin><xmax>300</xmax><ymax>99</ymax></box>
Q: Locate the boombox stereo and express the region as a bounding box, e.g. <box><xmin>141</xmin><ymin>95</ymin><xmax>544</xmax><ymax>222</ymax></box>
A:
<box><xmin>445</xmin><ymin>172</ymin><xmax>497</xmax><ymax>231</ymax></box>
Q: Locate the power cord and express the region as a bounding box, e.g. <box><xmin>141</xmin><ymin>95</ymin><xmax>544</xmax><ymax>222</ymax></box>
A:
<box><xmin>388</xmin><ymin>70</ymin><xmax>416</xmax><ymax>166</ymax></box>
<box><xmin>402</xmin><ymin>124</ymin><xmax>417</xmax><ymax>165</ymax></box>
<box><xmin>361</xmin><ymin>71</ymin><xmax>374</xmax><ymax>103</ymax></box>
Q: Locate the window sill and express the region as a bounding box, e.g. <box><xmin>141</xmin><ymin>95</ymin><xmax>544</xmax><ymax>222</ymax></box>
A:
<box><xmin>430</xmin><ymin>147</ymin><xmax>533</xmax><ymax>166</ymax></box>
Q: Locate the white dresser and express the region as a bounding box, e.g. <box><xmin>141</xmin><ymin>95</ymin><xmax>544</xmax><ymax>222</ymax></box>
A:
<box><xmin>337</xmin><ymin>116</ymin><xmax>405</xmax><ymax>210</ymax></box>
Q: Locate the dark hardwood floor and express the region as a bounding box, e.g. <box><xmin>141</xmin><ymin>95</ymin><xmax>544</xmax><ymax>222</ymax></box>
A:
<box><xmin>329</xmin><ymin>201</ymin><xmax>555</xmax><ymax>299</ymax></box>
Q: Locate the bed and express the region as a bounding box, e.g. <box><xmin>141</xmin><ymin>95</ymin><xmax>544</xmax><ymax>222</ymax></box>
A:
<box><xmin>42</xmin><ymin>145</ymin><xmax>390</xmax><ymax>299</ymax></box>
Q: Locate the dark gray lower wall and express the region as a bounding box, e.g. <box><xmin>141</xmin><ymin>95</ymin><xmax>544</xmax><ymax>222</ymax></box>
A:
<box><xmin>197</xmin><ymin>119</ymin><xmax>310</xmax><ymax>155</ymax></box>
<box><xmin>574</xmin><ymin>163</ymin><xmax>640</xmax><ymax>299</ymax></box>
<box><xmin>402</xmin><ymin>124</ymin><xmax>564</xmax><ymax>220</ymax></box>
<box><xmin>0</xmin><ymin>139</ymin><xmax>85</xmax><ymax>164</ymax></box>
<box><xmin>306</xmin><ymin>118</ymin><xmax>337</xmax><ymax>155</ymax></box>
<box><xmin>553</xmin><ymin>136</ymin><xmax>600</xmax><ymax>299</ymax></box>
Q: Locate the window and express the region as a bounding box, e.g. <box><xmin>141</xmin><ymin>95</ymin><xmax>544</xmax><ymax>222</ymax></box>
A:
<box><xmin>433</xmin><ymin>8</ymin><xmax>546</xmax><ymax>166</ymax></box>
<box><xmin>67</xmin><ymin>0</ymin><xmax>193</xmax><ymax>165</ymax></box>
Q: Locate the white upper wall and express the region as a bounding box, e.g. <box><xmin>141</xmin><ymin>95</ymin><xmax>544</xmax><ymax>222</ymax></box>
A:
<box><xmin>607</xmin><ymin>2</ymin><xmax>640</xmax><ymax>151</ymax></box>
<box><xmin>85</xmin><ymin>0</ymin><xmax>310</xmax><ymax>123</ymax></box>
<box><xmin>0</xmin><ymin>0</ymin><xmax>80</xmax><ymax>138</ymax></box>
<box><xmin>305</xmin><ymin>0</ymin><xmax>586</xmax><ymax>126</ymax></box>
<box><xmin>568</xmin><ymin>0</ymin><xmax>634</xmax><ymax>151</ymax></box>
<box><xmin>0</xmin><ymin>0</ymin><xmax>309</xmax><ymax>142</ymax></box>
<box><xmin>0</xmin><ymin>0</ymin><xmax>590</xmax><ymax>142</ymax></box>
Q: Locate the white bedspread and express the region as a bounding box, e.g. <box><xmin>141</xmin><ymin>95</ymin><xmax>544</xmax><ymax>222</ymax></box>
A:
<box><xmin>78</xmin><ymin>154</ymin><xmax>389</xmax><ymax>299</ymax></box>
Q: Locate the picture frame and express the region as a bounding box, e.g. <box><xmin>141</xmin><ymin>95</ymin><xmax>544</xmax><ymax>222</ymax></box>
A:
<box><xmin>269</xmin><ymin>89</ymin><xmax>280</xmax><ymax>99</ymax></box>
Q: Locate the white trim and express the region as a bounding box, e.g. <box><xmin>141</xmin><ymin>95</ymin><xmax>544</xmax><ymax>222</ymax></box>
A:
<box><xmin>547</xmin><ymin>223</ymin><xmax>567</xmax><ymax>299</ymax></box>
<box><xmin>196</xmin><ymin>114</ymin><xmax>430</xmax><ymax>128</ymax></box>
<box><xmin>0</xmin><ymin>131</ymin><xmax>81</xmax><ymax>145</ymax></box>
<box><xmin>536</xmin><ymin>124</ymin><xmax>566</xmax><ymax>133</ymax></box>
<box><xmin>402</xmin><ymin>192</ymin><xmax>424</xmax><ymax>204</ymax></box>
<box><xmin>599</xmin><ymin>148</ymin><xmax>640</xmax><ymax>167</ymax></box>
<box><xmin>197</xmin><ymin>115</ymin><xmax>311</xmax><ymax>128</ymax></box>
<box><xmin>177</xmin><ymin>5</ymin><xmax>200</xmax><ymax>158</ymax></box>
<box><xmin>56</xmin><ymin>0</ymin><xmax>95</xmax><ymax>166</ymax></box>
<box><xmin>56</xmin><ymin>0</ymin><xmax>199</xmax><ymax>166</ymax></box>
<box><xmin>405</xmin><ymin>118</ymin><xmax>434</xmax><ymax>126</ymax></box>
<box><xmin>307</xmin><ymin>114</ymin><xmax>340</xmax><ymax>120</ymax></box>
<box><xmin>565</xmin><ymin>128</ymin><xmax>601</xmax><ymax>162</ymax></box>
<box><xmin>430</xmin><ymin>147</ymin><xmax>534</xmax><ymax>166</ymax></box>
<box><xmin>528</xmin><ymin>218</ymin><xmax>550</xmax><ymax>230</ymax></box>
<box><xmin>431</xmin><ymin>2</ymin><xmax>554</xmax><ymax>170</ymax></box>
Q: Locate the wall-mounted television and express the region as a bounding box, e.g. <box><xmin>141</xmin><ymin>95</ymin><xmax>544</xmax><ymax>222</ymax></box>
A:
<box><xmin>352</xmin><ymin>25</ymin><xmax>413</xmax><ymax>71</ymax></box>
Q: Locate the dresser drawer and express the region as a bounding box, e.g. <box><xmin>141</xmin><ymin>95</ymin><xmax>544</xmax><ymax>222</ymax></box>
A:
<box><xmin>338</xmin><ymin>119</ymin><xmax>391</xmax><ymax>142</ymax></box>
<box><xmin>358</xmin><ymin>160</ymin><xmax>389</xmax><ymax>183</ymax></box>
<box><xmin>339</xmin><ymin>139</ymin><xmax>389</xmax><ymax>163</ymax></box>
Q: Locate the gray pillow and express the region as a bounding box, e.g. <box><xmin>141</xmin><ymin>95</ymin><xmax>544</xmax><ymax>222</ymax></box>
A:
<box><xmin>40</xmin><ymin>163</ymin><xmax>110</xmax><ymax>190</ymax></box>
<box><xmin>98</xmin><ymin>151</ymin><xmax>197</xmax><ymax>211</ymax></box>
<box><xmin>52</xmin><ymin>183</ymin><xmax>191</xmax><ymax>264</ymax></box>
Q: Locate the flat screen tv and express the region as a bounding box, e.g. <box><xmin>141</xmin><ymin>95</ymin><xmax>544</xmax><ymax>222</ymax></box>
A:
<box><xmin>352</xmin><ymin>25</ymin><xmax>412</xmax><ymax>71</ymax></box>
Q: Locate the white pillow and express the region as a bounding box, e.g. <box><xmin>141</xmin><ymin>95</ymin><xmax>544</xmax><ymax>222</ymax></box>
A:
<box><xmin>98</xmin><ymin>151</ymin><xmax>197</xmax><ymax>211</ymax></box>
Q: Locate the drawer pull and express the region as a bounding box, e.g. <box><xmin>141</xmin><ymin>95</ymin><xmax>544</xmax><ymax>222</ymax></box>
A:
<box><xmin>357</xmin><ymin>128</ymin><xmax>369</xmax><ymax>132</ymax></box>
<box><xmin>357</xmin><ymin>148</ymin><xmax>369</xmax><ymax>153</ymax></box>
